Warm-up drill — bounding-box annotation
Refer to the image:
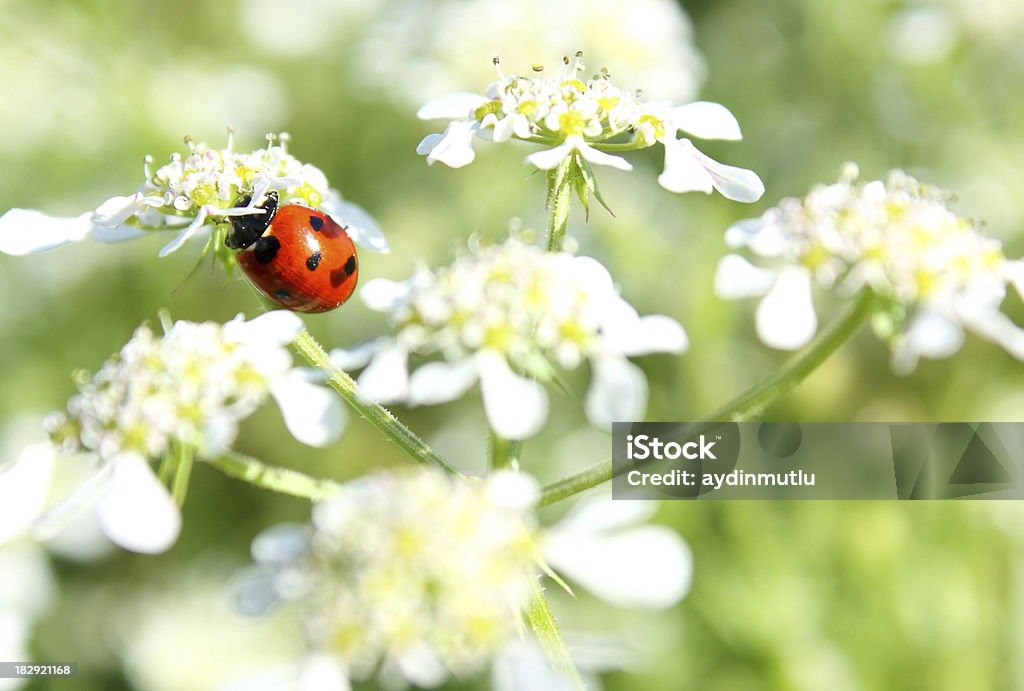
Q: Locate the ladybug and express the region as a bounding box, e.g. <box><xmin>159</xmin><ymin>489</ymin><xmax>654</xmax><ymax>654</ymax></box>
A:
<box><xmin>227</xmin><ymin>191</ymin><xmax>358</xmax><ymax>313</ymax></box>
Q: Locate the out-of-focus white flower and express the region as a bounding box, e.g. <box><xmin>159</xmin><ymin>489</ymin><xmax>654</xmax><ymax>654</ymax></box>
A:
<box><xmin>715</xmin><ymin>164</ymin><xmax>1024</xmax><ymax>372</ymax></box>
<box><xmin>249</xmin><ymin>470</ymin><xmax>540</xmax><ymax>689</ymax></box>
<box><xmin>417</xmin><ymin>54</ymin><xmax>763</xmax><ymax>202</ymax></box>
<box><xmin>115</xmin><ymin>572</ymin><xmax>303</xmax><ymax>691</ymax></box>
<box><xmin>0</xmin><ymin>541</ymin><xmax>55</xmax><ymax>691</ymax></box>
<box><xmin>336</xmin><ymin>235</ymin><xmax>687</xmax><ymax>439</ymax></box>
<box><xmin>2</xmin><ymin>311</ymin><xmax>344</xmax><ymax>554</ymax></box>
<box><xmin>0</xmin><ymin>132</ymin><xmax>388</xmax><ymax>258</ymax></box>
<box><xmin>347</xmin><ymin>0</ymin><xmax>704</xmax><ymax>107</ymax></box>
<box><xmin>244</xmin><ymin>468</ymin><xmax>691</xmax><ymax>690</ymax></box>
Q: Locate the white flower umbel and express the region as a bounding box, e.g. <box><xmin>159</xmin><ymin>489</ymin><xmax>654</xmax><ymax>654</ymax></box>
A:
<box><xmin>0</xmin><ymin>132</ymin><xmax>388</xmax><ymax>258</ymax></box>
<box><xmin>338</xmin><ymin>235</ymin><xmax>687</xmax><ymax>439</ymax></box>
<box><xmin>244</xmin><ymin>469</ymin><xmax>692</xmax><ymax>690</ymax></box>
<box><xmin>715</xmin><ymin>164</ymin><xmax>1024</xmax><ymax>372</ymax></box>
<box><xmin>32</xmin><ymin>311</ymin><xmax>344</xmax><ymax>553</ymax></box>
<box><xmin>417</xmin><ymin>54</ymin><xmax>763</xmax><ymax>203</ymax></box>
<box><xmin>250</xmin><ymin>469</ymin><xmax>540</xmax><ymax>689</ymax></box>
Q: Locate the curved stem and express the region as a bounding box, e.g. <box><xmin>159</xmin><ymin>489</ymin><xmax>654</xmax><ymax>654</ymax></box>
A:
<box><xmin>208</xmin><ymin>451</ymin><xmax>342</xmax><ymax>501</ymax></box>
<box><xmin>293</xmin><ymin>329</ymin><xmax>460</xmax><ymax>475</ymax></box>
<box><xmin>537</xmin><ymin>289</ymin><xmax>876</xmax><ymax>507</ymax></box>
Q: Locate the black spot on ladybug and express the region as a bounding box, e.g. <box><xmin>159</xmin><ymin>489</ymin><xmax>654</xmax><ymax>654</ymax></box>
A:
<box><xmin>254</xmin><ymin>236</ymin><xmax>281</xmax><ymax>265</ymax></box>
<box><xmin>306</xmin><ymin>252</ymin><xmax>322</xmax><ymax>272</ymax></box>
<box><xmin>330</xmin><ymin>254</ymin><xmax>357</xmax><ymax>287</ymax></box>
<box><xmin>309</xmin><ymin>216</ymin><xmax>324</xmax><ymax>231</ymax></box>
<box><xmin>274</xmin><ymin>288</ymin><xmax>292</xmax><ymax>300</ymax></box>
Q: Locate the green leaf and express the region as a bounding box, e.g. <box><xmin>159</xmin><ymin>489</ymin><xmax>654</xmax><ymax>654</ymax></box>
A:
<box><xmin>579</xmin><ymin>159</ymin><xmax>615</xmax><ymax>217</ymax></box>
<box><xmin>523</xmin><ymin>579</ymin><xmax>586</xmax><ymax>690</ymax></box>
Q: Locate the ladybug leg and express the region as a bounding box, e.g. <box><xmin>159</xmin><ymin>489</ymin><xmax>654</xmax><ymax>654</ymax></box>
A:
<box><xmin>226</xmin><ymin>191</ymin><xmax>279</xmax><ymax>250</ymax></box>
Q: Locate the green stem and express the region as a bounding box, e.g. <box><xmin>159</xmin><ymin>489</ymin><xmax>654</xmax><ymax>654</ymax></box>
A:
<box><xmin>292</xmin><ymin>329</ymin><xmax>460</xmax><ymax>475</ymax></box>
<box><xmin>537</xmin><ymin>289</ymin><xmax>876</xmax><ymax>507</ymax></box>
<box><xmin>171</xmin><ymin>447</ymin><xmax>193</xmax><ymax>506</ymax></box>
<box><xmin>488</xmin><ymin>433</ymin><xmax>521</xmax><ymax>470</ymax></box>
<box><xmin>208</xmin><ymin>451</ymin><xmax>342</xmax><ymax>501</ymax></box>
<box><xmin>524</xmin><ymin>580</ymin><xmax>585</xmax><ymax>689</ymax></box>
<box><xmin>546</xmin><ymin>163</ymin><xmax>574</xmax><ymax>252</ymax></box>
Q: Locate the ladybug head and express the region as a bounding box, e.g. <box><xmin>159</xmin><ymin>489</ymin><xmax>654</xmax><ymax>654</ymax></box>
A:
<box><xmin>226</xmin><ymin>191</ymin><xmax>279</xmax><ymax>250</ymax></box>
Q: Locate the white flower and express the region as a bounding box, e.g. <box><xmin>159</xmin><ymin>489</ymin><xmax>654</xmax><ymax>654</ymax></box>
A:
<box><xmin>244</xmin><ymin>469</ymin><xmax>691</xmax><ymax>690</ymax></box>
<box><xmin>336</xmin><ymin>235</ymin><xmax>687</xmax><ymax>439</ymax></box>
<box><xmin>715</xmin><ymin>164</ymin><xmax>1024</xmax><ymax>372</ymax></box>
<box><xmin>0</xmin><ymin>132</ymin><xmax>388</xmax><ymax>258</ymax></box>
<box><xmin>5</xmin><ymin>311</ymin><xmax>344</xmax><ymax>554</ymax></box>
<box><xmin>417</xmin><ymin>55</ymin><xmax>763</xmax><ymax>202</ymax></box>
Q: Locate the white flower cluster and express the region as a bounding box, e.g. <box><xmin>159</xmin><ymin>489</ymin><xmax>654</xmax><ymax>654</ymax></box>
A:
<box><xmin>341</xmin><ymin>236</ymin><xmax>688</xmax><ymax>439</ymax></box>
<box><xmin>21</xmin><ymin>312</ymin><xmax>343</xmax><ymax>554</ymax></box>
<box><xmin>0</xmin><ymin>133</ymin><xmax>388</xmax><ymax>259</ymax></box>
<box><xmin>49</xmin><ymin>312</ymin><xmax>314</xmax><ymax>460</ymax></box>
<box><xmin>244</xmin><ymin>469</ymin><xmax>693</xmax><ymax>690</ymax></box>
<box><xmin>716</xmin><ymin>165</ymin><xmax>1024</xmax><ymax>371</ymax></box>
<box><xmin>251</xmin><ymin>470</ymin><xmax>540</xmax><ymax>689</ymax></box>
<box><xmin>417</xmin><ymin>55</ymin><xmax>763</xmax><ymax>202</ymax></box>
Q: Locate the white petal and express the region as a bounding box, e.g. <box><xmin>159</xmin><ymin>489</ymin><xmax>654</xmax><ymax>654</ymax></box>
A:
<box><xmin>298</xmin><ymin>653</ymin><xmax>351</xmax><ymax>691</ymax></box>
<box><xmin>224</xmin><ymin>311</ymin><xmax>304</xmax><ymax>346</ymax></box>
<box><xmin>87</xmin><ymin>224</ymin><xmax>147</xmax><ymax>243</ymax></box>
<box><xmin>92</xmin><ymin>194</ymin><xmax>142</xmax><ymax>225</ymax></box>
<box><xmin>626</xmin><ymin>315</ymin><xmax>688</xmax><ymax>355</ymax></box>
<box><xmin>321</xmin><ymin>194</ymin><xmax>389</xmax><ymax>253</ymax></box>
<box><xmin>756</xmin><ymin>267</ymin><xmax>818</xmax><ymax>350</ymax></box>
<box><xmin>492</xmin><ymin>114</ymin><xmax>518</xmax><ymax>143</ymax></box>
<box><xmin>555</xmin><ymin>494</ymin><xmax>657</xmax><ymax>534</ymax></box>
<box><xmin>416</xmin><ymin>92</ymin><xmax>488</xmax><ymax>120</ymax></box>
<box><xmin>670</xmin><ymin>101</ymin><xmax>743</xmax><ymax>140</ymax></box>
<box><xmin>477</xmin><ymin>351</ymin><xmax>549</xmax><ymax>439</ymax></box>
<box><xmin>493</xmin><ymin>641</ymin><xmax>578</xmax><ymax>691</ymax></box>
<box><xmin>959</xmin><ymin>307</ymin><xmax>1024</xmax><ymax>360</ymax></box>
<box><xmin>33</xmin><ymin>462</ymin><xmax>113</xmax><ymax>541</ymax></box>
<box><xmin>486</xmin><ymin>471</ymin><xmax>539</xmax><ymax>511</ymax></box>
<box><xmin>270</xmin><ymin>371</ymin><xmax>346</xmax><ymax>447</ymax></box>
<box><xmin>97</xmin><ymin>455</ymin><xmax>181</xmax><ymax>554</ymax></box>
<box><xmin>577</xmin><ymin>140</ymin><xmax>633</xmax><ymax>171</ymax></box>
<box><xmin>601</xmin><ymin>305</ymin><xmax>688</xmax><ymax>356</ymax></box>
<box><xmin>524</xmin><ymin>142</ymin><xmax>574</xmax><ymax>171</ymax></box>
<box><xmin>715</xmin><ymin>254</ymin><xmax>777</xmax><ymax>299</ymax></box>
<box><xmin>418</xmin><ymin>121</ymin><xmax>478</xmax><ymax>168</ymax></box>
<box><xmin>328</xmin><ymin>339</ymin><xmax>384</xmax><ymax>371</ymax></box>
<box><xmin>657</xmin><ymin>138</ymin><xmax>714</xmax><ymax>194</ymax></box>
<box><xmin>157</xmin><ymin>206</ymin><xmax>209</xmax><ymax>257</ymax></box>
<box><xmin>357</xmin><ymin>342</ymin><xmax>410</xmax><ymax>404</ymax></box>
<box><xmin>0</xmin><ymin>209</ymin><xmax>93</xmax><ymax>255</ymax></box>
<box><xmin>360</xmin><ymin>278</ymin><xmax>411</xmax><ymax>312</ymax></box>
<box><xmin>393</xmin><ymin>645</ymin><xmax>449</xmax><ymax>688</ymax></box>
<box><xmin>0</xmin><ymin>444</ymin><xmax>54</xmax><ymax>545</ymax></box>
<box><xmin>687</xmin><ymin>141</ymin><xmax>765</xmax><ymax>202</ymax></box>
<box><xmin>905</xmin><ymin>309</ymin><xmax>965</xmax><ymax>359</ymax></box>
<box><xmin>542</xmin><ymin>525</ymin><xmax>692</xmax><ymax>609</ymax></box>
<box><xmin>659</xmin><ymin>138</ymin><xmax>764</xmax><ymax>202</ymax></box>
<box><xmin>407</xmin><ymin>358</ymin><xmax>480</xmax><ymax>406</ymax></box>
<box><xmin>585</xmin><ymin>356</ymin><xmax>648</xmax><ymax>430</ymax></box>
<box><xmin>724</xmin><ymin>215</ymin><xmax>787</xmax><ymax>257</ymax></box>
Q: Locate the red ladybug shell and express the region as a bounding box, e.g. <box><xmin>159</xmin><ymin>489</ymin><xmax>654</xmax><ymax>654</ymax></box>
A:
<box><xmin>237</xmin><ymin>205</ymin><xmax>359</xmax><ymax>313</ymax></box>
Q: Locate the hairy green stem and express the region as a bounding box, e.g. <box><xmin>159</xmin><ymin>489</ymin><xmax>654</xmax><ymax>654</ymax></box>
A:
<box><xmin>293</xmin><ymin>329</ymin><xmax>460</xmax><ymax>475</ymax></box>
<box><xmin>524</xmin><ymin>580</ymin><xmax>584</xmax><ymax>689</ymax></box>
<box><xmin>488</xmin><ymin>433</ymin><xmax>521</xmax><ymax>470</ymax></box>
<box><xmin>208</xmin><ymin>451</ymin><xmax>342</xmax><ymax>500</ymax></box>
<box><xmin>546</xmin><ymin>164</ymin><xmax>574</xmax><ymax>252</ymax></box>
<box><xmin>537</xmin><ymin>290</ymin><xmax>876</xmax><ymax>507</ymax></box>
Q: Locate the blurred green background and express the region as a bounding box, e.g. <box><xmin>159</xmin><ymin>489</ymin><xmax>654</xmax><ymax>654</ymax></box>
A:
<box><xmin>3</xmin><ymin>0</ymin><xmax>1024</xmax><ymax>689</ymax></box>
